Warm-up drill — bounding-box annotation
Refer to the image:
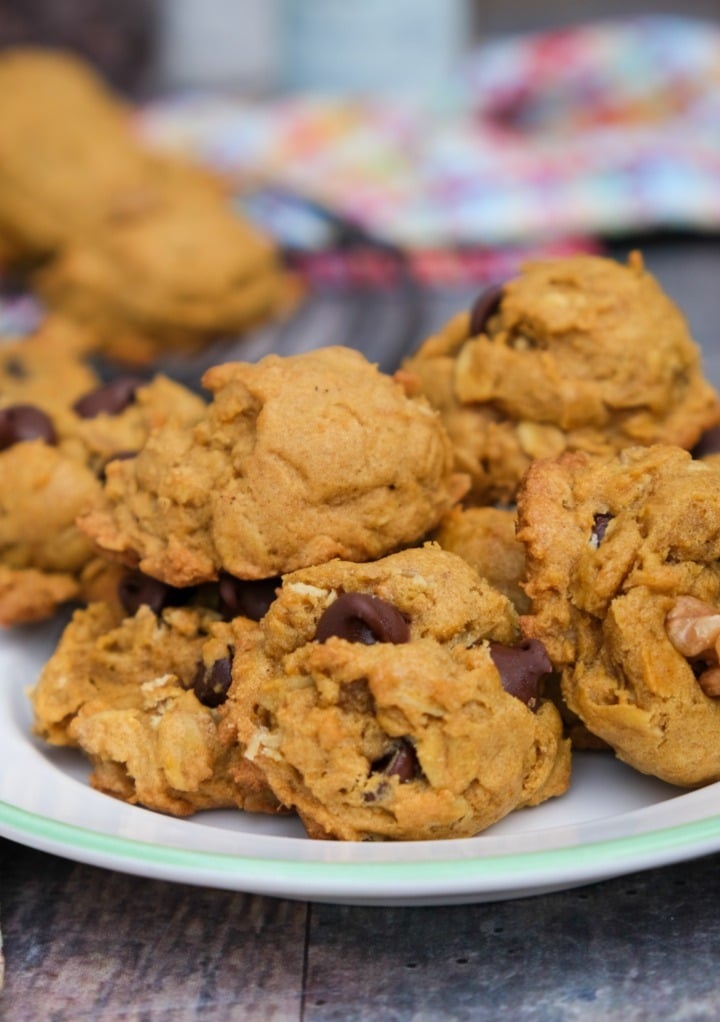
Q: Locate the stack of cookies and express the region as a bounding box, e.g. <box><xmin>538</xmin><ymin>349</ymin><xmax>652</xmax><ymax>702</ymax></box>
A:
<box><xmin>21</xmin><ymin>245</ymin><xmax>720</xmax><ymax>840</ymax></box>
<box><xmin>404</xmin><ymin>251</ymin><xmax>720</xmax><ymax>788</ymax></box>
<box><xmin>28</xmin><ymin>342</ymin><xmax>571</xmax><ymax>840</ymax></box>
<box><xmin>0</xmin><ymin>48</ymin><xmax>296</xmax><ymax>363</ymax></box>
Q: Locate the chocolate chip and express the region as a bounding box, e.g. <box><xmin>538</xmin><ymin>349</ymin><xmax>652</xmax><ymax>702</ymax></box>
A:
<box><xmin>3</xmin><ymin>356</ymin><xmax>28</xmax><ymax>379</ymax></box>
<box><xmin>691</xmin><ymin>657</ymin><xmax>713</xmax><ymax>679</ymax></box>
<box><xmin>591</xmin><ymin>512</ymin><xmax>613</xmax><ymax>547</ymax></box>
<box><xmin>0</xmin><ymin>404</ymin><xmax>57</xmax><ymax>449</ymax></box>
<box><xmin>217</xmin><ymin>573</ymin><xmax>280</xmax><ymax>621</ymax></box>
<box><xmin>488</xmin><ymin>638</ymin><xmax>552</xmax><ymax>709</ymax></box>
<box><xmin>468</xmin><ymin>284</ymin><xmax>503</xmax><ymax>337</ymax></box>
<box><xmin>314</xmin><ymin>592</ymin><xmax>410</xmax><ymax>645</ymax></box>
<box><xmin>72</xmin><ymin>376</ymin><xmax>145</xmax><ymax>418</ymax></box>
<box><xmin>371</xmin><ymin>739</ymin><xmax>418</xmax><ymax>783</ymax></box>
<box><xmin>193</xmin><ymin>656</ymin><xmax>233</xmax><ymax>708</ymax></box>
<box><xmin>692</xmin><ymin>425</ymin><xmax>720</xmax><ymax>459</ymax></box>
<box><xmin>117</xmin><ymin>570</ymin><xmax>192</xmax><ymax>616</ymax></box>
<box><xmin>100</xmin><ymin>449</ymin><xmax>137</xmax><ymax>481</ymax></box>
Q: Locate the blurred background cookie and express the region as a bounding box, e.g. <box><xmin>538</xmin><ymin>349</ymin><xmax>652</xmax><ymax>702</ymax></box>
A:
<box><xmin>0</xmin><ymin>46</ymin><xmax>297</xmax><ymax>362</ymax></box>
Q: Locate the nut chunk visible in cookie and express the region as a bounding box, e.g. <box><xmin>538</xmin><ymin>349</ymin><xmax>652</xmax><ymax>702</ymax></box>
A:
<box><xmin>518</xmin><ymin>443</ymin><xmax>720</xmax><ymax>786</ymax></box>
<box><xmin>30</xmin><ymin>601</ymin><xmax>280</xmax><ymax>816</ymax></box>
<box><xmin>80</xmin><ymin>347</ymin><xmax>469</xmax><ymax>586</ymax></box>
<box><xmin>221</xmin><ymin>545</ymin><xmax>570</xmax><ymax>841</ymax></box>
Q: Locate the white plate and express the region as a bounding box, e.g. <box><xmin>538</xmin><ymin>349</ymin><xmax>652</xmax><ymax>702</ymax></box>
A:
<box><xmin>3</xmin><ymin>619</ymin><xmax>720</xmax><ymax>906</ymax></box>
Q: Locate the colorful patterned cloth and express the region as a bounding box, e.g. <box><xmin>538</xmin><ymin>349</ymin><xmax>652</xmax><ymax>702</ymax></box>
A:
<box><xmin>3</xmin><ymin>14</ymin><xmax>719</xmax><ymax>325</ymax></box>
<box><xmin>138</xmin><ymin>15</ymin><xmax>720</xmax><ymax>251</ymax></box>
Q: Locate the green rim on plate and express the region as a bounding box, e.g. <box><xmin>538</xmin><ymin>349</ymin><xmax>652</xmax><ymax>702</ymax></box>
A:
<box><xmin>3</xmin><ymin>798</ymin><xmax>720</xmax><ymax>897</ymax></box>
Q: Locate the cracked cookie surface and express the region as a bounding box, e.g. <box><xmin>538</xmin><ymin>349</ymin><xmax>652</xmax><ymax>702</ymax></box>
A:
<box><xmin>0</xmin><ymin>326</ymin><xmax>205</xmax><ymax>624</ymax></box>
<box><xmin>31</xmin><ymin>600</ymin><xmax>279</xmax><ymax>816</ymax></box>
<box><xmin>80</xmin><ymin>347</ymin><xmax>468</xmax><ymax>586</ymax></box>
<box><xmin>222</xmin><ymin>545</ymin><xmax>570</xmax><ymax>841</ymax></box>
<box><xmin>518</xmin><ymin>443</ymin><xmax>720</xmax><ymax>785</ymax></box>
<box><xmin>402</xmin><ymin>253</ymin><xmax>720</xmax><ymax>505</ymax></box>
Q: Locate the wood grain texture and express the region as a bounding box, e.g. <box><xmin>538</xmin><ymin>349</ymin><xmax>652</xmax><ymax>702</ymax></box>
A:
<box><xmin>302</xmin><ymin>855</ymin><xmax>720</xmax><ymax>1021</ymax></box>
<box><xmin>1</xmin><ymin>840</ymin><xmax>308</xmax><ymax>1021</ymax></box>
<box><xmin>6</xmin><ymin>838</ymin><xmax>720</xmax><ymax>1020</ymax></box>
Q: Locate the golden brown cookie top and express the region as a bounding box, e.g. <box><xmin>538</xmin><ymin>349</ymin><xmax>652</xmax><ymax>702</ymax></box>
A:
<box><xmin>0</xmin><ymin>318</ymin><xmax>100</xmax><ymax>408</ymax></box>
<box><xmin>518</xmin><ymin>444</ymin><xmax>720</xmax><ymax>666</ymax></box>
<box><xmin>30</xmin><ymin>600</ymin><xmax>279</xmax><ymax>816</ymax></box>
<box><xmin>0</xmin><ymin>323</ymin><xmax>206</xmax><ymax>624</ymax></box>
<box><xmin>516</xmin><ymin>444</ymin><xmax>720</xmax><ymax>785</ymax></box>
<box><xmin>80</xmin><ymin>347</ymin><xmax>469</xmax><ymax>585</ymax></box>
<box><xmin>432</xmin><ymin>505</ymin><xmax>530</xmax><ymax>614</ymax></box>
<box><xmin>403</xmin><ymin>253</ymin><xmax>720</xmax><ymax>505</ymax></box>
<box><xmin>35</xmin><ymin>198</ymin><xmax>295</xmax><ymax>363</ymax></box>
<box><xmin>222</xmin><ymin>544</ymin><xmax>569</xmax><ymax>840</ymax></box>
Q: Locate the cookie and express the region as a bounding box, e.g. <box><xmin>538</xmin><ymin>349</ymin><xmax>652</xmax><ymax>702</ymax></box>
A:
<box><xmin>222</xmin><ymin>545</ymin><xmax>570</xmax><ymax>841</ymax></box>
<box><xmin>401</xmin><ymin>253</ymin><xmax>720</xmax><ymax>505</ymax></box>
<box><xmin>0</xmin><ymin>330</ymin><xmax>206</xmax><ymax>624</ymax></box>
<box><xmin>0</xmin><ymin>46</ymin><xmax>154</xmax><ymax>258</ymax></box>
<box><xmin>0</xmin><ymin>47</ymin><xmax>295</xmax><ymax>360</ymax></box>
<box><xmin>432</xmin><ymin>505</ymin><xmax>530</xmax><ymax>613</ymax></box>
<box><xmin>30</xmin><ymin>600</ymin><xmax>281</xmax><ymax>816</ymax></box>
<box><xmin>517</xmin><ymin>443</ymin><xmax>720</xmax><ymax>786</ymax></box>
<box><xmin>34</xmin><ymin>187</ymin><xmax>298</xmax><ymax>364</ymax></box>
<box><xmin>79</xmin><ymin>346</ymin><xmax>469</xmax><ymax>586</ymax></box>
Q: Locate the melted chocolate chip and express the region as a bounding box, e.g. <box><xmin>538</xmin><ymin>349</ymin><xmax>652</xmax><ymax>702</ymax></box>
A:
<box><xmin>468</xmin><ymin>284</ymin><xmax>503</xmax><ymax>337</ymax></box>
<box><xmin>0</xmin><ymin>404</ymin><xmax>56</xmax><ymax>449</ymax></box>
<box><xmin>3</xmin><ymin>356</ymin><xmax>28</xmax><ymax>379</ymax></box>
<box><xmin>692</xmin><ymin>425</ymin><xmax>720</xmax><ymax>459</ymax></box>
<box><xmin>193</xmin><ymin>656</ymin><xmax>233</xmax><ymax>708</ymax></box>
<box><xmin>100</xmin><ymin>449</ymin><xmax>137</xmax><ymax>481</ymax></box>
<box><xmin>591</xmin><ymin>512</ymin><xmax>613</xmax><ymax>546</ymax></box>
<box><xmin>314</xmin><ymin>592</ymin><xmax>410</xmax><ymax>645</ymax></box>
<box><xmin>117</xmin><ymin>570</ymin><xmax>192</xmax><ymax>616</ymax></box>
<box><xmin>217</xmin><ymin>573</ymin><xmax>280</xmax><ymax>621</ymax></box>
<box><xmin>371</xmin><ymin>739</ymin><xmax>418</xmax><ymax>783</ymax></box>
<box><xmin>72</xmin><ymin>376</ymin><xmax>145</xmax><ymax>418</ymax></box>
<box><xmin>488</xmin><ymin>638</ymin><xmax>552</xmax><ymax>709</ymax></box>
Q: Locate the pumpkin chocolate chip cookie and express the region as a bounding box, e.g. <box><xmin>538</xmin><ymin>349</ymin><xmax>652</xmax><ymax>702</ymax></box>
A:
<box><xmin>518</xmin><ymin>443</ymin><xmax>720</xmax><ymax>786</ymax></box>
<box><xmin>222</xmin><ymin>545</ymin><xmax>570</xmax><ymax>841</ymax></box>
<box><xmin>80</xmin><ymin>346</ymin><xmax>469</xmax><ymax>587</ymax></box>
<box><xmin>401</xmin><ymin>253</ymin><xmax>720</xmax><ymax>505</ymax></box>
<box><xmin>0</xmin><ymin>326</ymin><xmax>205</xmax><ymax>625</ymax></box>
<box><xmin>30</xmin><ymin>599</ymin><xmax>281</xmax><ymax>816</ymax></box>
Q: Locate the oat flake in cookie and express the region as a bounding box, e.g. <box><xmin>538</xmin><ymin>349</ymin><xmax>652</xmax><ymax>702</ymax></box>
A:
<box><xmin>221</xmin><ymin>545</ymin><xmax>570</xmax><ymax>841</ymax></box>
<box><xmin>80</xmin><ymin>347</ymin><xmax>469</xmax><ymax>587</ymax></box>
<box><xmin>518</xmin><ymin>443</ymin><xmax>720</xmax><ymax>787</ymax></box>
<box><xmin>401</xmin><ymin>252</ymin><xmax>720</xmax><ymax>505</ymax></box>
<box><xmin>30</xmin><ymin>601</ymin><xmax>280</xmax><ymax>816</ymax></box>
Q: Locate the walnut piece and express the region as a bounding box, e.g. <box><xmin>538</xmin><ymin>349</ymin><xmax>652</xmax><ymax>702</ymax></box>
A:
<box><xmin>666</xmin><ymin>595</ymin><xmax>720</xmax><ymax>697</ymax></box>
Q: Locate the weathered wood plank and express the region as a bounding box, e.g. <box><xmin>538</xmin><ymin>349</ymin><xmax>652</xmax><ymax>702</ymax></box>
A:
<box><xmin>0</xmin><ymin>840</ymin><xmax>308</xmax><ymax>1021</ymax></box>
<box><xmin>302</xmin><ymin>855</ymin><xmax>720</xmax><ymax>1022</ymax></box>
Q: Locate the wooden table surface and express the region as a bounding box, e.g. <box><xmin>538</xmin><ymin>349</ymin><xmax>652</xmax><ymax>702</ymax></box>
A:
<box><xmin>3</xmin><ymin>235</ymin><xmax>720</xmax><ymax>1021</ymax></box>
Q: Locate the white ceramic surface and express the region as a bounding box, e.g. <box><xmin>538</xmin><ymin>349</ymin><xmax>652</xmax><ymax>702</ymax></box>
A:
<box><xmin>3</xmin><ymin>620</ymin><xmax>720</xmax><ymax>906</ymax></box>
